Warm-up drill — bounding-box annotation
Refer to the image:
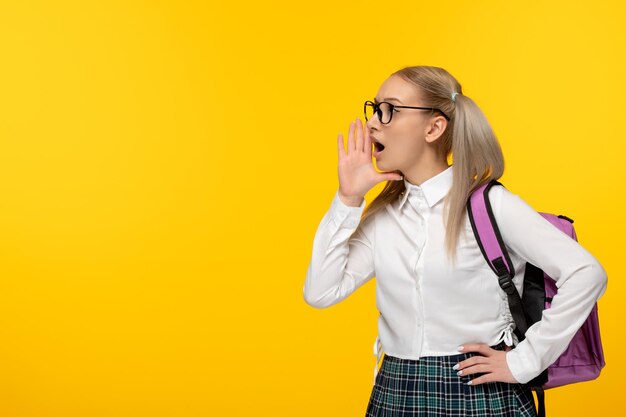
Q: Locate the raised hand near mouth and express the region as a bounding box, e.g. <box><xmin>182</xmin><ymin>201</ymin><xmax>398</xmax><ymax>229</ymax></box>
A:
<box><xmin>337</xmin><ymin>118</ymin><xmax>403</xmax><ymax>207</ymax></box>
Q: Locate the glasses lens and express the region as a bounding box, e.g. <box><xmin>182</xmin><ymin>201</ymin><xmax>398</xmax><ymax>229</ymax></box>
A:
<box><xmin>379</xmin><ymin>103</ymin><xmax>392</xmax><ymax>123</ymax></box>
<box><xmin>365</xmin><ymin>102</ymin><xmax>392</xmax><ymax>124</ymax></box>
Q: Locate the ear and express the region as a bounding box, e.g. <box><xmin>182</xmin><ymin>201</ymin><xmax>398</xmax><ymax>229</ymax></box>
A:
<box><xmin>425</xmin><ymin>116</ymin><xmax>448</xmax><ymax>143</ymax></box>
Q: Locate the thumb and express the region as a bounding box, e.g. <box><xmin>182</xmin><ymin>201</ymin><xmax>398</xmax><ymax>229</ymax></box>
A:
<box><xmin>386</xmin><ymin>173</ymin><xmax>403</xmax><ymax>181</ymax></box>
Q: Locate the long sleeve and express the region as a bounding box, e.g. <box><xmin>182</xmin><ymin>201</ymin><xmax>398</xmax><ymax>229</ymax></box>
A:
<box><xmin>492</xmin><ymin>186</ymin><xmax>608</xmax><ymax>384</ymax></box>
<box><xmin>303</xmin><ymin>190</ymin><xmax>376</xmax><ymax>309</ymax></box>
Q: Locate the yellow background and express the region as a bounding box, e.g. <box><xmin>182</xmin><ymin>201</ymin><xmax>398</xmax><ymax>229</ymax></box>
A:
<box><xmin>0</xmin><ymin>1</ymin><xmax>622</xmax><ymax>416</ymax></box>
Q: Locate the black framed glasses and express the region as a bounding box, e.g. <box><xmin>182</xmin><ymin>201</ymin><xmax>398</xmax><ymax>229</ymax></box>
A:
<box><xmin>364</xmin><ymin>100</ymin><xmax>451</xmax><ymax>124</ymax></box>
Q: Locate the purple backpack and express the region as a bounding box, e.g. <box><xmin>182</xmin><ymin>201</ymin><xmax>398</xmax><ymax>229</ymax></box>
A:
<box><xmin>468</xmin><ymin>180</ymin><xmax>606</xmax><ymax>417</ymax></box>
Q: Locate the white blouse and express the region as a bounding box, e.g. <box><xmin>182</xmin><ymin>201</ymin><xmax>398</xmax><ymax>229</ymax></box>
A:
<box><xmin>303</xmin><ymin>164</ymin><xmax>607</xmax><ymax>385</ymax></box>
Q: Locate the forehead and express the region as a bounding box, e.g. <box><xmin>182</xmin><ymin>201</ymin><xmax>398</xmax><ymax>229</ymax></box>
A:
<box><xmin>375</xmin><ymin>75</ymin><xmax>421</xmax><ymax>104</ymax></box>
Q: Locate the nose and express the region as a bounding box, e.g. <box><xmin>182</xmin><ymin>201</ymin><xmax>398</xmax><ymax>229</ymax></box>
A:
<box><xmin>366</xmin><ymin>116</ymin><xmax>381</xmax><ymax>132</ymax></box>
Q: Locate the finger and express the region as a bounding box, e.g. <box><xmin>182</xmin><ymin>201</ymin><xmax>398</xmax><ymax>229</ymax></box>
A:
<box><xmin>457</xmin><ymin>363</ymin><xmax>488</xmax><ymax>376</ymax></box>
<box><xmin>467</xmin><ymin>373</ymin><xmax>496</xmax><ymax>386</ymax></box>
<box><xmin>347</xmin><ymin>120</ymin><xmax>356</xmax><ymax>152</ymax></box>
<box><xmin>456</xmin><ymin>356</ymin><xmax>487</xmax><ymax>370</ymax></box>
<box><xmin>355</xmin><ymin>117</ymin><xmax>363</xmax><ymax>153</ymax></box>
<box><xmin>337</xmin><ymin>133</ymin><xmax>345</xmax><ymax>161</ymax></box>
<box><xmin>383</xmin><ymin>173</ymin><xmax>404</xmax><ymax>182</ymax></box>
<box><xmin>459</xmin><ymin>344</ymin><xmax>493</xmax><ymax>357</ymax></box>
<box><xmin>364</xmin><ymin>124</ymin><xmax>372</xmax><ymax>156</ymax></box>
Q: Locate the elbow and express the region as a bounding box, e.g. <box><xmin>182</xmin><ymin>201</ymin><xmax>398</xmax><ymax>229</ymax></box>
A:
<box><xmin>303</xmin><ymin>278</ymin><xmax>335</xmax><ymax>309</ymax></box>
<box><xmin>592</xmin><ymin>260</ymin><xmax>608</xmax><ymax>298</ymax></box>
<box><xmin>303</xmin><ymin>263</ymin><xmax>335</xmax><ymax>309</ymax></box>
<box><xmin>303</xmin><ymin>288</ymin><xmax>331</xmax><ymax>309</ymax></box>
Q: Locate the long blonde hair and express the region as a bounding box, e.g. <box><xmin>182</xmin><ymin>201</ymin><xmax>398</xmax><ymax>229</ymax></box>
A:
<box><xmin>360</xmin><ymin>65</ymin><xmax>505</xmax><ymax>267</ymax></box>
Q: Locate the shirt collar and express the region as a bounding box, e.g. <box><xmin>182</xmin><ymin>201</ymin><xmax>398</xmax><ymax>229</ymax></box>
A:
<box><xmin>398</xmin><ymin>165</ymin><xmax>454</xmax><ymax>210</ymax></box>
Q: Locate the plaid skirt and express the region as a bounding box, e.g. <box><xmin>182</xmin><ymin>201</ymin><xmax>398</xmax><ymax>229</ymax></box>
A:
<box><xmin>365</xmin><ymin>341</ymin><xmax>537</xmax><ymax>417</ymax></box>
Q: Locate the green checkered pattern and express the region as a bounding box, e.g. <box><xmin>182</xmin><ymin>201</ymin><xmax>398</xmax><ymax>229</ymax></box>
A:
<box><xmin>365</xmin><ymin>342</ymin><xmax>537</xmax><ymax>416</ymax></box>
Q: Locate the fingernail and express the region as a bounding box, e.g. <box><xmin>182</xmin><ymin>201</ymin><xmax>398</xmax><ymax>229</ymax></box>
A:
<box><xmin>457</xmin><ymin>346</ymin><xmax>464</xmax><ymax>351</ymax></box>
<box><xmin>467</xmin><ymin>381</ymin><xmax>473</xmax><ymax>385</ymax></box>
<box><xmin>452</xmin><ymin>364</ymin><xmax>459</xmax><ymax>370</ymax></box>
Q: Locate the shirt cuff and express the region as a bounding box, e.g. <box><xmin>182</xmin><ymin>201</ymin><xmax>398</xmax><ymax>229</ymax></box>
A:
<box><xmin>330</xmin><ymin>190</ymin><xmax>366</xmax><ymax>229</ymax></box>
<box><xmin>505</xmin><ymin>343</ymin><xmax>536</xmax><ymax>384</ymax></box>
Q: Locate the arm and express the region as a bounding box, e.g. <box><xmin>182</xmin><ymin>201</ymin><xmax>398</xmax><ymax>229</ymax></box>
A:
<box><xmin>303</xmin><ymin>190</ymin><xmax>376</xmax><ymax>308</ymax></box>
<box><xmin>491</xmin><ymin>186</ymin><xmax>608</xmax><ymax>384</ymax></box>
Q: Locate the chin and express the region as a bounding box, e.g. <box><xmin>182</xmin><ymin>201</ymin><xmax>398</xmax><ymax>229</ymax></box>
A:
<box><xmin>375</xmin><ymin>159</ymin><xmax>396</xmax><ymax>172</ymax></box>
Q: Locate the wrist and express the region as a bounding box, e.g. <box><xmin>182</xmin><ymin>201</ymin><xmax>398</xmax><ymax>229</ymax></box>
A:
<box><xmin>338</xmin><ymin>191</ymin><xmax>364</xmax><ymax>207</ymax></box>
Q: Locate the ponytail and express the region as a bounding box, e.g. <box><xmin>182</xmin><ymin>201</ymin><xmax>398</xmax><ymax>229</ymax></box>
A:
<box><xmin>360</xmin><ymin>66</ymin><xmax>505</xmax><ymax>268</ymax></box>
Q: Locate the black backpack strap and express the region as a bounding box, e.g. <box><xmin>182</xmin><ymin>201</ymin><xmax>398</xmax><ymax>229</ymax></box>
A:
<box><xmin>467</xmin><ymin>180</ymin><xmax>530</xmax><ymax>340</ymax></box>
<box><xmin>467</xmin><ymin>180</ymin><xmax>548</xmax><ymax>417</ymax></box>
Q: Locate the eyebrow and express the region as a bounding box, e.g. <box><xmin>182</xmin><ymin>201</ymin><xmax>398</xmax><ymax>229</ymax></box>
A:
<box><xmin>374</xmin><ymin>97</ymin><xmax>403</xmax><ymax>103</ymax></box>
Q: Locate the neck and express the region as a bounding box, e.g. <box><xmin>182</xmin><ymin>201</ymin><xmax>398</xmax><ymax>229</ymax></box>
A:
<box><xmin>403</xmin><ymin>159</ymin><xmax>450</xmax><ymax>186</ymax></box>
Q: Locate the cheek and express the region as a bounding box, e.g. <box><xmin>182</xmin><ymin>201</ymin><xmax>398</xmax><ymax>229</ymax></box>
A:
<box><xmin>385</xmin><ymin>121</ymin><xmax>424</xmax><ymax>155</ymax></box>
<box><xmin>389</xmin><ymin>123</ymin><xmax>423</xmax><ymax>148</ymax></box>
<box><xmin>390</xmin><ymin>135</ymin><xmax>423</xmax><ymax>155</ymax></box>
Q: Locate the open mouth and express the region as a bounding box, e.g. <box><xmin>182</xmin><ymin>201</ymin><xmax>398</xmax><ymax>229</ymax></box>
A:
<box><xmin>372</xmin><ymin>137</ymin><xmax>386</xmax><ymax>154</ymax></box>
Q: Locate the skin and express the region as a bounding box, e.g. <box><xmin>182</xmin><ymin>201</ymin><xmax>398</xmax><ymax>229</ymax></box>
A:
<box><xmin>337</xmin><ymin>74</ymin><xmax>519</xmax><ymax>385</ymax></box>
<box><xmin>365</xmin><ymin>74</ymin><xmax>449</xmax><ymax>186</ymax></box>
